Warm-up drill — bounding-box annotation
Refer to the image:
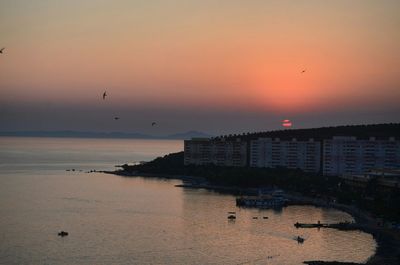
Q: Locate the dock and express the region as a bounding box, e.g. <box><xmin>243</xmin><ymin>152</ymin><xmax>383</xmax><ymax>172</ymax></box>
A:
<box><xmin>294</xmin><ymin>221</ymin><xmax>362</xmax><ymax>231</ymax></box>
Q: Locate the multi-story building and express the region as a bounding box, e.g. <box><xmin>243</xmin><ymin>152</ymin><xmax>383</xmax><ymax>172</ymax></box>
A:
<box><xmin>211</xmin><ymin>139</ymin><xmax>247</xmax><ymax>167</ymax></box>
<box><xmin>184</xmin><ymin>135</ymin><xmax>400</xmax><ymax>176</ymax></box>
<box><xmin>184</xmin><ymin>138</ymin><xmax>212</xmax><ymax>166</ymax></box>
<box><xmin>340</xmin><ymin>168</ymin><xmax>400</xmax><ymax>191</ymax></box>
<box><xmin>250</xmin><ymin>138</ymin><xmax>321</xmax><ymax>173</ymax></box>
<box><xmin>184</xmin><ymin>138</ymin><xmax>247</xmax><ymax>167</ymax></box>
<box><xmin>323</xmin><ymin>137</ymin><xmax>400</xmax><ymax>176</ymax></box>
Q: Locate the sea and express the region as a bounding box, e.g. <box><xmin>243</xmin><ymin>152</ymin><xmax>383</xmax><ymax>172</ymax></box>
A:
<box><xmin>0</xmin><ymin>137</ymin><xmax>376</xmax><ymax>265</ymax></box>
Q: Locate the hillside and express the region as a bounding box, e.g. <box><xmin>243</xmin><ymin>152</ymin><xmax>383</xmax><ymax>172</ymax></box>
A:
<box><xmin>215</xmin><ymin>123</ymin><xmax>400</xmax><ymax>141</ymax></box>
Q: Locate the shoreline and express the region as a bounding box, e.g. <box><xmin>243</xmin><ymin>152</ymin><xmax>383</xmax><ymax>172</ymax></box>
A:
<box><xmin>104</xmin><ymin>170</ymin><xmax>400</xmax><ymax>265</ymax></box>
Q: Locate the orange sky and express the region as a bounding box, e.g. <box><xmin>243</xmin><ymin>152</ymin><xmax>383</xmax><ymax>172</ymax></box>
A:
<box><xmin>0</xmin><ymin>0</ymin><xmax>399</xmax><ymax>133</ymax></box>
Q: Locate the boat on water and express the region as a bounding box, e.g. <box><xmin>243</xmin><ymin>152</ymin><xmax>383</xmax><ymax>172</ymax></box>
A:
<box><xmin>227</xmin><ymin>215</ymin><xmax>236</xmax><ymax>220</ymax></box>
<box><xmin>236</xmin><ymin>189</ymin><xmax>287</xmax><ymax>208</ymax></box>
<box><xmin>227</xmin><ymin>211</ymin><xmax>236</xmax><ymax>220</ymax></box>
<box><xmin>58</xmin><ymin>231</ymin><xmax>69</xmax><ymax>237</ymax></box>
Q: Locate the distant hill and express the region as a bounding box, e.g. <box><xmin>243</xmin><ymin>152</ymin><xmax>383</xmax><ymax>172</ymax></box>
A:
<box><xmin>0</xmin><ymin>130</ymin><xmax>213</xmax><ymax>140</ymax></box>
<box><xmin>216</xmin><ymin>123</ymin><xmax>400</xmax><ymax>141</ymax></box>
<box><xmin>166</xmin><ymin>130</ymin><xmax>213</xmax><ymax>140</ymax></box>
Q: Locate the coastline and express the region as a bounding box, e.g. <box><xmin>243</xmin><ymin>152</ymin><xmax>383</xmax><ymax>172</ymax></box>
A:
<box><xmin>286</xmin><ymin>193</ymin><xmax>400</xmax><ymax>265</ymax></box>
<box><xmin>104</xmin><ymin>170</ymin><xmax>400</xmax><ymax>265</ymax></box>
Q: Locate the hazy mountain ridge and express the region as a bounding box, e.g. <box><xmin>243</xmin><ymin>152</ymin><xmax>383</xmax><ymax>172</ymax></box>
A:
<box><xmin>166</xmin><ymin>130</ymin><xmax>212</xmax><ymax>139</ymax></box>
<box><xmin>0</xmin><ymin>130</ymin><xmax>213</xmax><ymax>140</ymax></box>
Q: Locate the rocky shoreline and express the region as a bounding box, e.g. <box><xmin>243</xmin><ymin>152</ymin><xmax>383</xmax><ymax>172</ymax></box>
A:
<box><xmin>103</xmin><ymin>170</ymin><xmax>400</xmax><ymax>265</ymax></box>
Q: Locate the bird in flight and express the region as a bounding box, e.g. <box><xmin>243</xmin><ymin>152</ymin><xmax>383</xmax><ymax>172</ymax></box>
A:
<box><xmin>301</xmin><ymin>69</ymin><xmax>306</xmax><ymax>74</ymax></box>
<box><xmin>114</xmin><ymin>117</ymin><xmax>120</xmax><ymax>120</ymax></box>
<box><xmin>0</xmin><ymin>48</ymin><xmax>5</xmax><ymax>54</ymax></box>
<box><xmin>152</xmin><ymin>122</ymin><xmax>156</xmax><ymax>126</ymax></box>
<box><xmin>102</xmin><ymin>91</ymin><xmax>107</xmax><ymax>100</ymax></box>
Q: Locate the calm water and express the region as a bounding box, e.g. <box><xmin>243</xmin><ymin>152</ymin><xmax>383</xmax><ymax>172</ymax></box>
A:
<box><xmin>0</xmin><ymin>137</ymin><xmax>376</xmax><ymax>265</ymax></box>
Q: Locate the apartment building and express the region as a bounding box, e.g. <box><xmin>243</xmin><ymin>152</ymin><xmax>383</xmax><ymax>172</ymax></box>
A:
<box><xmin>250</xmin><ymin>138</ymin><xmax>321</xmax><ymax>173</ymax></box>
<box><xmin>184</xmin><ymin>138</ymin><xmax>247</xmax><ymax>167</ymax></box>
<box><xmin>340</xmin><ymin>168</ymin><xmax>400</xmax><ymax>191</ymax></box>
<box><xmin>323</xmin><ymin>137</ymin><xmax>400</xmax><ymax>176</ymax></box>
<box><xmin>184</xmin><ymin>135</ymin><xmax>399</xmax><ymax>176</ymax></box>
<box><xmin>184</xmin><ymin>138</ymin><xmax>212</xmax><ymax>166</ymax></box>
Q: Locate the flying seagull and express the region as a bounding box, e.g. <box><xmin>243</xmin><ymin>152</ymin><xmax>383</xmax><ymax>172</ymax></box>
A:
<box><xmin>102</xmin><ymin>91</ymin><xmax>107</xmax><ymax>100</ymax></box>
<box><xmin>152</xmin><ymin>122</ymin><xmax>156</xmax><ymax>126</ymax></box>
<box><xmin>114</xmin><ymin>117</ymin><xmax>120</xmax><ymax>120</ymax></box>
<box><xmin>301</xmin><ymin>69</ymin><xmax>306</xmax><ymax>74</ymax></box>
<box><xmin>0</xmin><ymin>48</ymin><xmax>5</xmax><ymax>54</ymax></box>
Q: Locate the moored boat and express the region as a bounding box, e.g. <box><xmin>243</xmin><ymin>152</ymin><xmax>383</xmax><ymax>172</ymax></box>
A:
<box><xmin>236</xmin><ymin>189</ymin><xmax>287</xmax><ymax>208</ymax></box>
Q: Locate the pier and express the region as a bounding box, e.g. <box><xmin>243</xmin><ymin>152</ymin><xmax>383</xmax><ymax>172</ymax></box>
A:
<box><xmin>294</xmin><ymin>221</ymin><xmax>363</xmax><ymax>231</ymax></box>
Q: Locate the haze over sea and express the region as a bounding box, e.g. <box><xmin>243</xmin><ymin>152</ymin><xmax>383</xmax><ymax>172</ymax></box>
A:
<box><xmin>0</xmin><ymin>137</ymin><xmax>376</xmax><ymax>265</ymax></box>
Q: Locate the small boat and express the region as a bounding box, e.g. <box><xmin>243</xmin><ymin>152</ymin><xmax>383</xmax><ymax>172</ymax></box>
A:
<box><xmin>263</xmin><ymin>216</ymin><xmax>268</xmax><ymax>219</ymax></box>
<box><xmin>252</xmin><ymin>216</ymin><xmax>258</xmax><ymax>219</ymax></box>
<box><xmin>58</xmin><ymin>231</ymin><xmax>69</xmax><ymax>237</ymax></box>
<box><xmin>296</xmin><ymin>236</ymin><xmax>304</xmax><ymax>243</ymax></box>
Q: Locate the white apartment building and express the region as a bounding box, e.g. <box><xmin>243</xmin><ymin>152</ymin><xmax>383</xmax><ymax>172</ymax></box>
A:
<box><xmin>323</xmin><ymin>137</ymin><xmax>400</xmax><ymax>176</ymax></box>
<box><xmin>185</xmin><ymin>135</ymin><xmax>400</xmax><ymax>176</ymax></box>
<box><xmin>184</xmin><ymin>138</ymin><xmax>247</xmax><ymax>167</ymax></box>
<box><xmin>250</xmin><ymin>138</ymin><xmax>321</xmax><ymax>173</ymax></box>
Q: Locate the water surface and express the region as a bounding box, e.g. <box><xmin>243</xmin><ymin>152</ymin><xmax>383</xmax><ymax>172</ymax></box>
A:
<box><xmin>0</xmin><ymin>137</ymin><xmax>376</xmax><ymax>265</ymax></box>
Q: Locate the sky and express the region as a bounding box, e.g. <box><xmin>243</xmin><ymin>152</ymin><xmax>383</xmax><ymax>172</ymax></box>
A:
<box><xmin>1</xmin><ymin>0</ymin><xmax>399</xmax><ymax>135</ymax></box>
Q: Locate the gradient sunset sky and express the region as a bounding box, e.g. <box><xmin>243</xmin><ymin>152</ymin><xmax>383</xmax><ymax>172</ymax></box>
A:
<box><xmin>1</xmin><ymin>0</ymin><xmax>399</xmax><ymax>135</ymax></box>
